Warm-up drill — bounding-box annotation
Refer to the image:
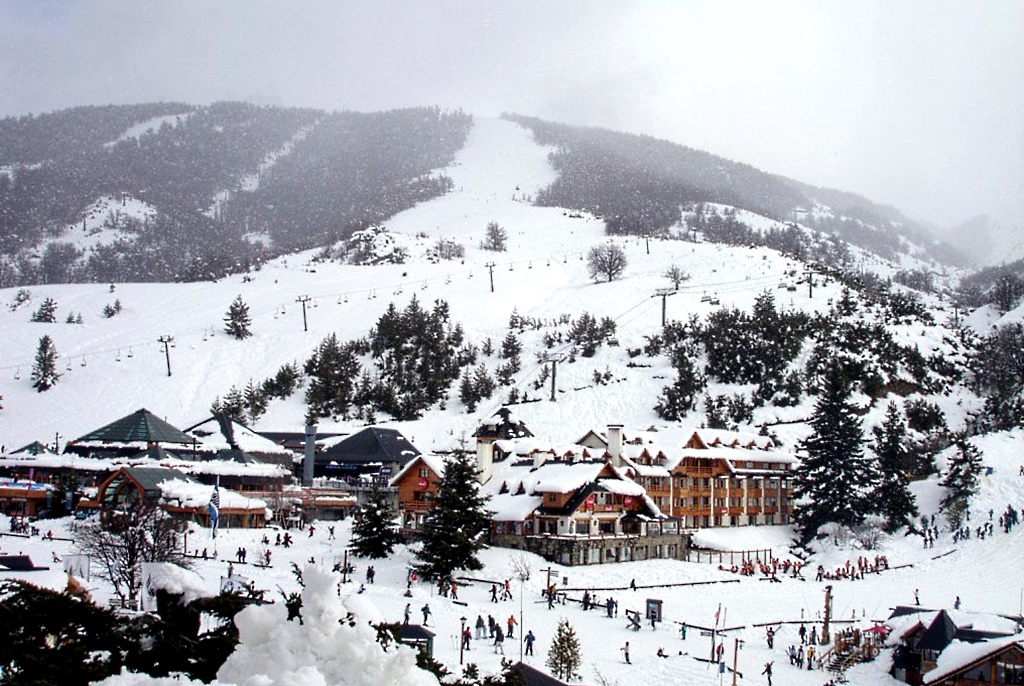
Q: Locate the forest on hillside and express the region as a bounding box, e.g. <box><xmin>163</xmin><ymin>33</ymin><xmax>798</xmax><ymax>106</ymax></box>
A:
<box><xmin>0</xmin><ymin>103</ymin><xmax>471</xmax><ymax>285</ymax></box>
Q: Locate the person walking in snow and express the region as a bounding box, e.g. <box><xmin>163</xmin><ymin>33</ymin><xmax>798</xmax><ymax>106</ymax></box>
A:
<box><xmin>621</xmin><ymin>641</ymin><xmax>631</xmax><ymax>664</ymax></box>
<box><xmin>525</xmin><ymin>630</ymin><xmax>536</xmax><ymax>656</ymax></box>
<box><xmin>766</xmin><ymin>626</ymin><xmax>775</xmax><ymax>649</ymax></box>
<box><xmin>403</xmin><ymin>603</ymin><xmax>411</xmax><ymax>625</ymax></box>
<box><xmin>507</xmin><ymin>614</ymin><xmax>517</xmax><ymax>639</ymax></box>
<box><xmin>366</xmin><ymin>565</ymin><xmax>375</xmax><ymax>584</ymax></box>
<box><xmin>421</xmin><ymin>604</ymin><xmax>431</xmax><ymax>626</ymax></box>
<box><xmin>492</xmin><ymin>625</ymin><xmax>505</xmax><ymax>654</ymax></box>
<box><xmin>475</xmin><ymin>614</ymin><xmax>485</xmax><ymax>639</ymax></box>
<box><xmin>761</xmin><ymin>661</ymin><xmax>773</xmax><ymax>686</ymax></box>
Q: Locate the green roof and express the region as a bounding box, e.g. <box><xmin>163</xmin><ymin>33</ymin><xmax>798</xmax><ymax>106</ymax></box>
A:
<box><xmin>75</xmin><ymin>408</ymin><xmax>194</xmax><ymax>445</ymax></box>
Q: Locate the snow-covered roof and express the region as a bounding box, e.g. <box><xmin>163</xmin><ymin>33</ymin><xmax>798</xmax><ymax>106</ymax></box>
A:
<box><xmin>159</xmin><ymin>478</ymin><xmax>266</xmax><ymax>511</ymax></box>
<box><xmin>488</xmin><ymin>492</ymin><xmax>543</xmax><ymax>521</ymax></box>
<box><xmin>184</xmin><ymin>416</ymin><xmax>292</xmax><ymax>455</ymax></box>
<box><xmin>388</xmin><ymin>453</ymin><xmax>447</xmax><ymax>487</ymax></box>
<box><xmin>0</xmin><ymin>452</ymin><xmax>289</xmax><ymax>479</ymax></box>
<box><xmin>924</xmin><ymin>636</ymin><xmax>1024</xmax><ymax>684</ymax></box>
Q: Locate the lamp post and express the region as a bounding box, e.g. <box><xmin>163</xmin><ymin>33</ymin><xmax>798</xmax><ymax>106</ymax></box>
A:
<box><xmin>460</xmin><ymin>616</ymin><xmax>467</xmax><ymax>665</ymax></box>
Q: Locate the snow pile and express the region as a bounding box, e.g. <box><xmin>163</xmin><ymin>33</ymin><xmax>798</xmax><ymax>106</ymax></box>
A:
<box><xmin>142</xmin><ymin>562</ymin><xmax>211</xmax><ymax>606</ymax></box>
<box><xmin>95</xmin><ymin>565</ymin><xmax>438</xmax><ymax>686</ymax></box>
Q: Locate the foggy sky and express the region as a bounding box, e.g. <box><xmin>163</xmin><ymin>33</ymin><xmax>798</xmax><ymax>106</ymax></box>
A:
<box><xmin>1</xmin><ymin>0</ymin><xmax>1020</xmax><ymax>232</ymax></box>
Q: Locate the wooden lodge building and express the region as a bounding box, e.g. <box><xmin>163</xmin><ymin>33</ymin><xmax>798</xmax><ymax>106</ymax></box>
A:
<box><xmin>77</xmin><ymin>466</ymin><xmax>267</xmax><ymax>529</ymax></box>
<box><xmin>391</xmin><ymin>411</ymin><xmax>792</xmax><ymax>566</ymax></box>
<box><xmin>886</xmin><ymin>607</ymin><xmax>1024</xmax><ymax>685</ymax></box>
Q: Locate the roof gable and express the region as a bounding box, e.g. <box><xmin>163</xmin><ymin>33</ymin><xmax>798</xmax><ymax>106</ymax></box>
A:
<box><xmin>321</xmin><ymin>427</ymin><xmax>421</xmax><ymax>465</ymax></box>
<box><xmin>75</xmin><ymin>408</ymin><xmax>193</xmax><ymax>445</ymax></box>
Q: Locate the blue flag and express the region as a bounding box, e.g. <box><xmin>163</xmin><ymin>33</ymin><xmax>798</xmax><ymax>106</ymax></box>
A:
<box><xmin>209</xmin><ymin>485</ymin><xmax>220</xmax><ymax>538</ymax></box>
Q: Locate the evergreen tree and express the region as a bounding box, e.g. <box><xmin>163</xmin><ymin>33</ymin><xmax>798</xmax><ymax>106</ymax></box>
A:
<box><xmin>414</xmin><ymin>452</ymin><xmax>492</xmax><ymax>580</ymax></box>
<box><xmin>546</xmin><ymin>618</ymin><xmax>582</xmax><ymax>682</ymax></box>
<box><xmin>500</xmin><ymin>331</ymin><xmax>522</xmax><ymax>360</ymax></box>
<box><xmin>211</xmin><ymin>387</ymin><xmax>246</xmax><ymax>424</ymax></box>
<box><xmin>792</xmin><ymin>363</ymin><xmax>873</xmax><ymax>545</ymax></box>
<box><xmin>655</xmin><ymin>344</ymin><xmax>705</xmax><ymax>420</ymax></box>
<box><xmin>0</xmin><ymin>580</ymin><xmax>135</xmax><ymax>685</ymax></box>
<box><xmin>871</xmin><ymin>402</ymin><xmax>919</xmax><ymax>533</ymax></box>
<box><xmin>940</xmin><ymin>435</ymin><xmax>983</xmax><ymax>529</ymax></box>
<box><xmin>242</xmin><ymin>379</ymin><xmax>269</xmax><ymax>424</ymax></box>
<box><xmin>31</xmin><ymin>334</ymin><xmax>61</xmax><ymax>391</ymax></box>
<box><xmin>304</xmin><ymin>333</ymin><xmax>361</xmax><ymax>420</ymax></box>
<box><xmin>350</xmin><ymin>485</ymin><xmax>399</xmax><ymax>559</ymax></box>
<box><xmin>30</xmin><ymin>297</ymin><xmax>58</xmax><ymax>322</ymax></box>
<box><xmin>224</xmin><ymin>295</ymin><xmax>252</xmax><ymax>339</ymax></box>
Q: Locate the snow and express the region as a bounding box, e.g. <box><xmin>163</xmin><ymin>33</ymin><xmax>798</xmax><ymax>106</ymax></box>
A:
<box><xmin>142</xmin><ymin>561</ymin><xmax>210</xmax><ymax>606</ymax></box>
<box><xmin>158</xmin><ymin>478</ymin><xmax>265</xmax><ymax>511</ymax></box>
<box><xmin>0</xmin><ymin>116</ymin><xmax>1019</xmax><ymax>686</ymax></box>
<box><xmin>105</xmin><ymin>113</ymin><xmax>193</xmax><ymax>146</ymax></box>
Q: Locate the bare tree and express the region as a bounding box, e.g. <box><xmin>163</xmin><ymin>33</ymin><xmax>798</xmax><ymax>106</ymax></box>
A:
<box><xmin>663</xmin><ymin>264</ymin><xmax>690</xmax><ymax>289</ymax></box>
<box><xmin>586</xmin><ymin>243</ymin><xmax>628</xmax><ymax>283</ymax></box>
<box><xmin>481</xmin><ymin>221</ymin><xmax>508</xmax><ymax>252</ymax></box>
<box><xmin>76</xmin><ymin>503</ymin><xmax>187</xmax><ymax>609</ymax></box>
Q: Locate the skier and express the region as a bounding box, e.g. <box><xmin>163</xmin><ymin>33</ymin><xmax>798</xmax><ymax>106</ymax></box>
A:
<box><xmin>621</xmin><ymin>641</ymin><xmax>631</xmax><ymax>664</ymax></box>
<box><xmin>475</xmin><ymin>614</ymin><xmax>486</xmax><ymax>639</ymax></box>
<box><xmin>366</xmin><ymin>565</ymin><xmax>375</xmax><ymax>584</ymax></box>
<box><xmin>507</xmin><ymin>614</ymin><xmax>517</xmax><ymax>639</ymax></box>
<box><xmin>492</xmin><ymin>625</ymin><xmax>505</xmax><ymax>654</ymax></box>
<box><xmin>403</xmin><ymin>603</ymin><xmax>411</xmax><ymax>625</ymax></box>
<box><xmin>761</xmin><ymin>661</ymin><xmax>773</xmax><ymax>686</ymax></box>
<box><xmin>421</xmin><ymin>603</ymin><xmax>431</xmax><ymax>626</ymax></box>
<box><xmin>766</xmin><ymin>626</ymin><xmax>775</xmax><ymax>649</ymax></box>
<box><xmin>525</xmin><ymin>629</ymin><xmax>536</xmax><ymax>656</ymax></box>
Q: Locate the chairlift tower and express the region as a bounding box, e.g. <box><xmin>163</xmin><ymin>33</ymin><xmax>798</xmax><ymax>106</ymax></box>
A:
<box><xmin>541</xmin><ymin>352</ymin><xmax>566</xmax><ymax>402</ymax></box>
<box><xmin>653</xmin><ymin>287</ymin><xmax>677</xmax><ymax>328</ymax></box>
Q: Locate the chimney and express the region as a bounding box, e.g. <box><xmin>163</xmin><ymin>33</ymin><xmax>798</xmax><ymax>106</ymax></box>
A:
<box><xmin>607</xmin><ymin>424</ymin><xmax>624</xmax><ymax>467</ymax></box>
<box><xmin>533</xmin><ymin>451</ymin><xmax>550</xmax><ymax>470</ymax></box>
<box><xmin>476</xmin><ymin>437</ymin><xmax>494</xmax><ymax>484</ymax></box>
<box><xmin>303</xmin><ymin>424</ymin><xmax>317</xmax><ymax>487</ymax></box>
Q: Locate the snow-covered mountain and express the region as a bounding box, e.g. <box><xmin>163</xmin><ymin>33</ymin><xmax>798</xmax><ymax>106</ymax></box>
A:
<box><xmin>0</xmin><ymin>116</ymin><xmax>999</xmax><ymax>456</ymax></box>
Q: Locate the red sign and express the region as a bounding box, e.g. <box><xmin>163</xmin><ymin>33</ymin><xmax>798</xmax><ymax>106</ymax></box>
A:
<box><xmin>586</xmin><ymin>494</ymin><xmax>595</xmax><ymax>509</ymax></box>
<box><xmin>417</xmin><ymin>478</ymin><xmax>429</xmax><ymax>490</ymax></box>
<box><xmin>624</xmin><ymin>496</ymin><xmax>633</xmax><ymax>507</ymax></box>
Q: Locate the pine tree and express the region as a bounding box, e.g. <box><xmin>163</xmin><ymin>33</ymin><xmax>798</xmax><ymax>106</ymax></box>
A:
<box><xmin>224</xmin><ymin>295</ymin><xmax>252</xmax><ymax>339</ymax></box>
<box><xmin>304</xmin><ymin>333</ymin><xmax>360</xmax><ymax>420</ymax></box>
<box><xmin>242</xmin><ymin>379</ymin><xmax>268</xmax><ymax>424</ymax></box>
<box><xmin>871</xmin><ymin>402</ymin><xmax>919</xmax><ymax>533</ymax></box>
<box><xmin>546</xmin><ymin>618</ymin><xmax>582</xmax><ymax>681</ymax></box>
<box><xmin>940</xmin><ymin>434</ymin><xmax>983</xmax><ymax>529</ymax></box>
<box><xmin>793</xmin><ymin>363</ymin><xmax>873</xmax><ymax>545</ymax></box>
<box><xmin>30</xmin><ymin>297</ymin><xmax>58</xmax><ymax>323</ymax></box>
<box><xmin>350</xmin><ymin>485</ymin><xmax>399</xmax><ymax>559</ymax></box>
<box><xmin>655</xmin><ymin>345</ymin><xmax>706</xmax><ymax>420</ymax></box>
<box><xmin>31</xmin><ymin>334</ymin><xmax>61</xmax><ymax>392</ymax></box>
<box><xmin>414</xmin><ymin>452</ymin><xmax>492</xmax><ymax>580</ymax></box>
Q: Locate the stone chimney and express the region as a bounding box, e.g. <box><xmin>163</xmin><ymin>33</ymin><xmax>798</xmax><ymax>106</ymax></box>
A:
<box><xmin>607</xmin><ymin>424</ymin><xmax>624</xmax><ymax>467</ymax></box>
<box><xmin>302</xmin><ymin>424</ymin><xmax>317</xmax><ymax>487</ymax></box>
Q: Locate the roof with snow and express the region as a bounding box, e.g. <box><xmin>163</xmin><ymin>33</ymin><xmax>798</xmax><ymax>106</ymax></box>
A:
<box><xmin>924</xmin><ymin>636</ymin><xmax>1024</xmax><ymax>684</ymax></box>
<box><xmin>319</xmin><ymin>427</ymin><xmax>421</xmax><ymax>466</ymax></box>
<box><xmin>11</xmin><ymin>441</ymin><xmax>58</xmax><ymax>456</ymax></box>
<box><xmin>184</xmin><ymin>414</ymin><xmax>293</xmax><ymax>456</ymax></box>
<box><xmin>73</xmin><ymin>408</ymin><xmax>194</xmax><ymax>445</ymax></box>
<box><xmin>388</xmin><ymin>454</ymin><xmax>447</xmax><ymax>487</ymax></box>
<box><xmin>474</xmin><ymin>407</ymin><xmax>534</xmax><ymax>439</ymax></box>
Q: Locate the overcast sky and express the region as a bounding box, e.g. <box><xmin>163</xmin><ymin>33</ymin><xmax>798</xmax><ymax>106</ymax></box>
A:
<box><xmin>0</xmin><ymin>0</ymin><xmax>1020</xmax><ymax>231</ymax></box>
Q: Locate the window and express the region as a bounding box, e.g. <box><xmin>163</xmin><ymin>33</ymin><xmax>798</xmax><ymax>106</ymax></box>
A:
<box><xmin>997</xmin><ymin>660</ymin><xmax>1024</xmax><ymax>684</ymax></box>
<box><xmin>418</xmin><ymin>468</ymin><xmax>429</xmax><ymax>478</ymax></box>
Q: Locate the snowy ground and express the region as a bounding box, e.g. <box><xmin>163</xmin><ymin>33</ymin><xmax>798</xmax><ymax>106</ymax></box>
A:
<box><xmin>4</xmin><ymin>430</ymin><xmax>1024</xmax><ymax>686</ymax></box>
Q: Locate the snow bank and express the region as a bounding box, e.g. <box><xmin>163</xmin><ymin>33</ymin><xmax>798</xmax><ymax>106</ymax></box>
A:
<box><xmin>94</xmin><ymin>565</ymin><xmax>439</xmax><ymax>686</ymax></box>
